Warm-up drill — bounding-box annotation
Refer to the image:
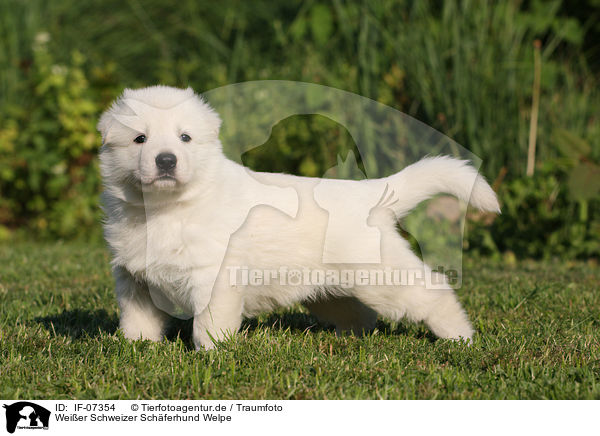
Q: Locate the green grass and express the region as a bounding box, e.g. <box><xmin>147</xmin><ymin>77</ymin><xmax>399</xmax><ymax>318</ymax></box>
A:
<box><xmin>0</xmin><ymin>241</ymin><xmax>599</xmax><ymax>399</ymax></box>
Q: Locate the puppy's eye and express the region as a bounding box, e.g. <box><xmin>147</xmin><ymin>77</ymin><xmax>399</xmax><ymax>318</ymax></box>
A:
<box><xmin>133</xmin><ymin>134</ymin><xmax>147</xmax><ymax>144</ymax></box>
<box><xmin>180</xmin><ymin>133</ymin><xmax>191</xmax><ymax>142</ymax></box>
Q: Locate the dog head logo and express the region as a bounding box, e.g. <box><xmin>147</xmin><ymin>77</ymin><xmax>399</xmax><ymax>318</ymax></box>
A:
<box><xmin>2</xmin><ymin>402</ymin><xmax>50</xmax><ymax>434</ymax></box>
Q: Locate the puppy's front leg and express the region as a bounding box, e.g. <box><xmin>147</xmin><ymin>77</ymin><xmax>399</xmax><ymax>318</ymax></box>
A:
<box><xmin>193</xmin><ymin>280</ymin><xmax>243</xmax><ymax>351</ymax></box>
<box><xmin>114</xmin><ymin>266</ymin><xmax>170</xmax><ymax>342</ymax></box>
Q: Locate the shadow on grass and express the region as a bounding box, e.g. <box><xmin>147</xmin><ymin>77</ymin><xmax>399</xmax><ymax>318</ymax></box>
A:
<box><xmin>165</xmin><ymin>318</ymin><xmax>193</xmax><ymax>344</ymax></box>
<box><xmin>245</xmin><ymin>311</ymin><xmax>428</xmax><ymax>340</ymax></box>
<box><xmin>162</xmin><ymin>312</ymin><xmax>332</xmax><ymax>348</ymax></box>
<box><xmin>165</xmin><ymin>310</ymin><xmax>426</xmax><ymax>345</ymax></box>
<box><xmin>34</xmin><ymin>308</ymin><xmax>432</xmax><ymax>345</ymax></box>
<box><xmin>35</xmin><ymin>309</ymin><xmax>118</xmax><ymax>339</ymax></box>
<box><xmin>240</xmin><ymin>314</ymin><xmax>434</xmax><ymax>342</ymax></box>
<box><xmin>242</xmin><ymin>312</ymin><xmax>334</xmax><ymax>334</ymax></box>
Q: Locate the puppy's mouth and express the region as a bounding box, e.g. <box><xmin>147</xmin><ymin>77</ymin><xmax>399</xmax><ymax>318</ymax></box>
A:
<box><xmin>142</xmin><ymin>173</ymin><xmax>179</xmax><ymax>190</ymax></box>
<box><xmin>156</xmin><ymin>173</ymin><xmax>176</xmax><ymax>182</ymax></box>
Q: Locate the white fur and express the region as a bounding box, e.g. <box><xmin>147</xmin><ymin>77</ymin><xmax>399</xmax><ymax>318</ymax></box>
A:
<box><xmin>98</xmin><ymin>85</ymin><xmax>500</xmax><ymax>350</ymax></box>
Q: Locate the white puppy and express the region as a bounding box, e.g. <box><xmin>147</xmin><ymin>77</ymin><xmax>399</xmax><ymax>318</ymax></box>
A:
<box><xmin>98</xmin><ymin>85</ymin><xmax>500</xmax><ymax>350</ymax></box>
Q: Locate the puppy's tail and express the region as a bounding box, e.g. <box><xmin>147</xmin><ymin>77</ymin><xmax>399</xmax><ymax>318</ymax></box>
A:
<box><xmin>382</xmin><ymin>156</ymin><xmax>501</xmax><ymax>217</ymax></box>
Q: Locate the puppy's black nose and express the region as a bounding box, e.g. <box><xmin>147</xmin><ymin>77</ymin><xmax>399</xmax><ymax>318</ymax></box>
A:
<box><xmin>155</xmin><ymin>153</ymin><xmax>177</xmax><ymax>171</ymax></box>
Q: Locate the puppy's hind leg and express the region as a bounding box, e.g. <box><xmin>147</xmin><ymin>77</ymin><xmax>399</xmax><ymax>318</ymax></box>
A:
<box><xmin>352</xmin><ymin>235</ymin><xmax>474</xmax><ymax>343</ymax></box>
<box><xmin>354</xmin><ymin>278</ymin><xmax>474</xmax><ymax>343</ymax></box>
<box><xmin>114</xmin><ymin>266</ymin><xmax>170</xmax><ymax>342</ymax></box>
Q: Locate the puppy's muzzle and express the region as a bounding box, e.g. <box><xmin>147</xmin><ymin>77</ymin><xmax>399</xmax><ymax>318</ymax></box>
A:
<box><xmin>156</xmin><ymin>152</ymin><xmax>177</xmax><ymax>173</ymax></box>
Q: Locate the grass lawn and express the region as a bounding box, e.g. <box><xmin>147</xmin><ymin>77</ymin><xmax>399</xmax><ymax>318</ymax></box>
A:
<box><xmin>0</xmin><ymin>241</ymin><xmax>598</xmax><ymax>399</ymax></box>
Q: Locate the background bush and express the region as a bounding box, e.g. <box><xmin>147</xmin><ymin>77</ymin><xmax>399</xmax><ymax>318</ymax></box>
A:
<box><xmin>0</xmin><ymin>0</ymin><xmax>598</xmax><ymax>258</ymax></box>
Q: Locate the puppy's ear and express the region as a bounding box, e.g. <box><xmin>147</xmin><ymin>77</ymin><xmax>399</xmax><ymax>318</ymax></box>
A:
<box><xmin>97</xmin><ymin>111</ymin><xmax>115</xmax><ymax>144</ymax></box>
<box><xmin>97</xmin><ymin>90</ymin><xmax>131</xmax><ymax>144</ymax></box>
<box><xmin>196</xmin><ymin>95</ymin><xmax>222</xmax><ymax>138</ymax></box>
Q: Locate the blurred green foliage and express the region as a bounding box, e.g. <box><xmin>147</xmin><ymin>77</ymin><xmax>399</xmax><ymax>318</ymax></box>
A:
<box><xmin>0</xmin><ymin>0</ymin><xmax>598</xmax><ymax>258</ymax></box>
<box><xmin>468</xmin><ymin>171</ymin><xmax>600</xmax><ymax>259</ymax></box>
<box><xmin>0</xmin><ymin>35</ymin><xmax>118</xmax><ymax>240</ymax></box>
<box><xmin>468</xmin><ymin>132</ymin><xmax>600</xmax><ymax>259</ymax></box>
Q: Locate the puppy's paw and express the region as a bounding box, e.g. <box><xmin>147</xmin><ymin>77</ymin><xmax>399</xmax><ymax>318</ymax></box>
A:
<box><xmin>192</xmin><ymin>329</ymin><xmax>219</xmax><ymax>351</ymax></box>
<box><xmin>427</xmin><ymin>316</ymin><xmax>475</xmax><ymax>346</ymax></box>
<box><xmin>450</xmin><ymin>334</ymin><xmax>474</xmax><ymax>347</ymax></box>
<box><xmin>442</xmin><ymin>325</ymin><xmax>474</xmax><ymax>345</ymax></box>
<box><xmin>194</xmin><ymin>340</ymin><xmax>216</xmax><ymax>351</ymax></box>
<box><xmin>120</xmin><ymin>323</ymin><xmax>164</xmax><ymax>343</ymax></box>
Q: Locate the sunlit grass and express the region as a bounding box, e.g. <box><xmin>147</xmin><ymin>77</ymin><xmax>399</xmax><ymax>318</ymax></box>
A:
<box><xmin>1</xmin><ymin>241</ymin><xmax>598</xmax><ymax>399</ymax></box>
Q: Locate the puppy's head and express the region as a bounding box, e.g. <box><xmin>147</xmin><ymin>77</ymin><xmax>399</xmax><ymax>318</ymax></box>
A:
<box><xmin>98</xmin><ymin>86</ymin><xmax>222</xmax><ymax>194</ymax></box>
